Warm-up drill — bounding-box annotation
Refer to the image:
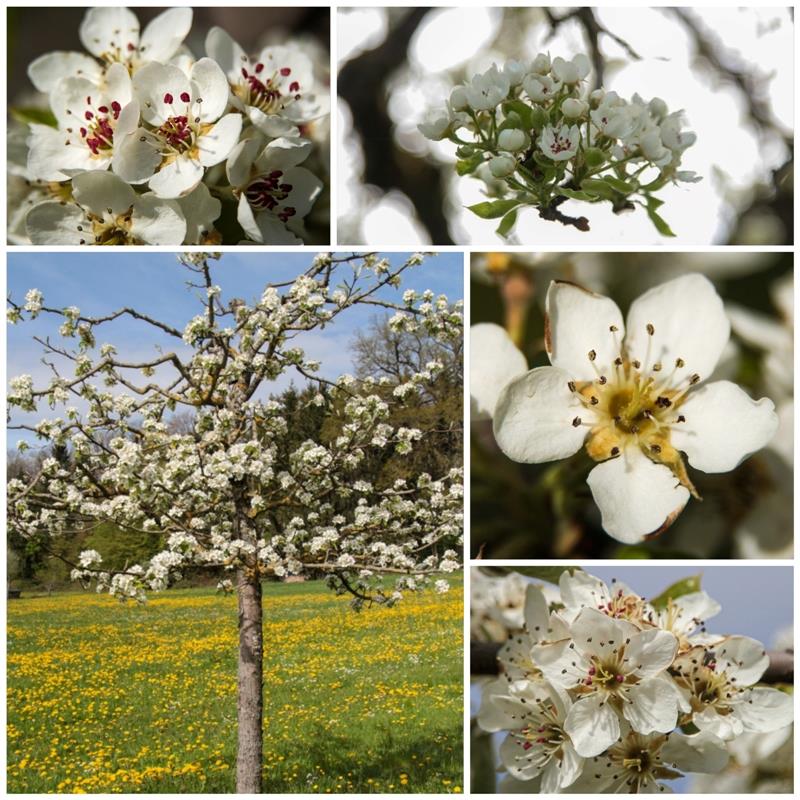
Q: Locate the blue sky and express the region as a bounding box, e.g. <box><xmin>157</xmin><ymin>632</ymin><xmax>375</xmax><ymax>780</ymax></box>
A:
<box><xmin>7</xmin><ymin>252</ymin><xmax>463</xmax><ymax>446</ymax></box>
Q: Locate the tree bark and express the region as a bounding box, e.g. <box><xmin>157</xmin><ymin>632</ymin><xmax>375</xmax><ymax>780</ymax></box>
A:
<box><xmin>236</xmin><ymin>570</ymin><xmax>263</xmax><ymax>793</ymax></box>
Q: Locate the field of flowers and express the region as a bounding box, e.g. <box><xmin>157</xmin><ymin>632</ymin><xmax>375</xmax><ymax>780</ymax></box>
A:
<box><xmin>7</xmin><ymin>579</ymin><xmax>463</xmax><ymax>793</ymax></box>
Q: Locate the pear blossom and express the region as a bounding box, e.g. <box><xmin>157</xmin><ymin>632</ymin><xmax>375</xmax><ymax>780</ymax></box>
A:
<box><xmin>551</xmin><ymin>54</ymin><xmax>591</xmax><ymax>85</ymax></box>
<box><xmin>539</xmin><ymin>124</ymin><xmax>580</xmax><ymax>161</ymax></box>
<box><xmin>26</xmin><ymin>170</ymin><xmax>186</xmax><ymax>245</ymax></box>
<box><xmin>479</xmin><ymin>274</ymin><xmax>778</xmax><ymax>543</ymax></box>
<box><xmin>497</xmin><ymin>129</ymin><xmax>527</xmax><ymax>151</ymax></box>
<box><xmin>464</xmin><ymin>64</ymin><xmax>510</xmax><ymax>111</ymax></box>
<box><xmin>114</xmin><ymin>59</ymin><xmax>242</xmax><ymax>198</ymax></box>
<box><xmin>205</xmin><ymin>27</ymin><xmax>328</xmax><ymax>136</ymax></box>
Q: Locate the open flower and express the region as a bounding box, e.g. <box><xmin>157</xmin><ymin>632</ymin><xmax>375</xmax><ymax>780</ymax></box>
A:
<box><xmin>539</xmin><ymin>124</ymin><xmax>580</xmax><ymax>161</ymax></box>
<box><xmin>533</xmin><ymin>608</ymin><xmax>684</xmax><ymax>757</ymax></box>
<box><xmin>226</xmin><ymin>134</ymin><xmax>322</xmax><ymax>243</ymax></box>
<box><xmin>464</xmin><ymin>64</ymin><xmax>510</xmax><ymax>111</ymax></box>
<box><xmin>551</xmin><ymin>54</ymin><xmax>591</xmax><ymax>85</ymax></box>
<box><xmin>26</xmin><ymin>170</ymin><xmax>185</xmax><ymax>245</ymax></box>
<box><xmin>27</xmin><ymin>6</ymin><xmax>192</xmax><ymax>92</ymax></box>
<box><xmin>113</xmin><ymin>59</ymin><xmax>242</xmax><ymax>198</ymax></box>
<box><xmin>671</xmin><ymin>636</ymin><xmax>794</xmax><ymax>740</ymax></box>
<box><xmin>27</xmin><ymin>63</ymin><xmax>139</xmax><ymax>181</ymax></box>
<box><xmin>206</xmin><ymin>27</ymin><xmax>328</xmax><ymax>137</ymax></box>
<box><xmin>485</xmin><ymin>275</ymin><xmax>778</xmax><ymax>543</ymax></box>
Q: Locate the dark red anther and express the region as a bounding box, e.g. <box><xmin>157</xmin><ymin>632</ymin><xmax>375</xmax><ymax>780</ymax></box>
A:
<box><xmin>98</xmin><ymin>105</ymin><xmax>108</xmax><ymax>113</ymax></box>
<box><xmin>289</xmin><ymin>81</ymin><xmax>300</xmax><ymax>93</ymax></box>
<box><xmin>280</xmin><ymin>67</ymin><xmax>291</xmax><ymax>76</ymax></box>
<box><xmin>127</xmin><ymin>42</ymin><xmax>135</xmax><ymax>51</ymax></box>
<box><xmin>164</xmin><ymin>93</ymin><xmax>174</xmax><ymax>104</ymax></box>
<box><xmin>180</xmin><ymin>92</ymin><xmax>190</xmax><ymax>103</ymax></box>
<box><xmin>85</xmin><ymin>111</ymin><xmax>93</xmax><ymax>120</ymax></box>
<box><xmin>255</xmin><ymin>62</ymin><xmax>264</xmax><ymax>74</ymax></box>
<box><xmin>111</xmin><ymin>101</ymin><xmax>121</xmax><ymax>118</ymax></box>
<box><xmin>241</xmin><ymin>67</ymin><xmax>249</xmax><ymax>78</ymax></box>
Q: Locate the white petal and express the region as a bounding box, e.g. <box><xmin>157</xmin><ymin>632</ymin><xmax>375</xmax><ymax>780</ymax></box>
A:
<box><xmin>545</xmin><ymin>280</ymin><xmax>624</xmax><ymax>379</ymax></box>
<box><xmin>255</xmin><ymin>136</ymin><xmax>313</xmax><ymax>172</ymax></box>
<box><xmin>732</xmin><ymin>687</ymin><xmax>794</xmax><ymax>733</ymax></box>
<box><xmin>558</xmin><ymin>570</ymin><xmax>610</xmax><ymax>620</ymax></box>
<box><xmin>205</xmin><ymin>26</ymin><xmax>246</xmax><ymax>81</ymax></box>
<box><xmin>476</xmin><ymin>678</ymin><xmax>518</xmax><ymax>732</ymax></box>
<box><xmin>237</xmin><ymin>193</ymin><xmax>263</xmax><ymax>242</ymax></box>
<box><xmin>531</xmin><ymin>639</ymin><xmax>587</xmax><ymax>689</ymax></box>
<box><xmin>539</xmin><ymin>759</ymin><xmax>561</xmax><ymax>793</ymax></box>
<box><xmin>79</xmin><ymin>7</ymin><xmax>140</xmax><ymax>59</ymax></box>
<box><xmin>671</xmin><ymin>381</ymin><xmax>777</xmax><ymax>473</ymax></box>
<box><xmin>248</xmin><ymin>108</ymin><xmax>300</xmax><ymax>137</ymax></box>
<box><xmin>190</xmin><ymin>58</ymin><xmax>230</xmax><ymax>122</ymax></box>
<box><xmin>714</xmin><ymin>635</ymin><xmax>769</xmax><ymax>685</ymax></box>
<box><xmin>693</xmin><ymin>707</ymin><xmax>742</xmax><ymax>740</ymax></box>
<box><xmin>27</xmin><ymin>124</ymin><xmax>95</xmax><ymax>181</ymax></box>
<box><xmin>661</xmin><ymin>732</ymin><xmax>729</xmax><ymax>773</ymax></box>
<box><xmin>28</xmin><ymin>52</ymin><xmax>102</xmax><ymax>93</ymax></box>
<box><xmin>112</xmin><ymin>130</ymin><xmax>161</xmax><ymax>184</ymax></box>
<box><xmin>104</xmin><ymin>62</ymin><xmax>133</xmax><ymax>106</ymax></box>
<box><xmin>586</xmin><ymin>447</ymin><xmax>690</xmax><ymax>544</ymax></box>
<box><xmin>557</xmin><ymin>740</ymin><xmax>583</xmax><ymax>788</ymax></box>
<box><xmin>626</xmin><ymin>629</ymin><xmax>678</xmax><ymax>678</ymax></box>
<box><xmin>26</xmin><ymin>203</ymin><xmax>87</xmax><ymax>245</ymax></box>
<box><xmin>668</xmin><ymin>591</ymin><xmax>721</xmax><ymax>635</ymax></box>
<box><xmin>115</xmin><ymin>101</ymin><xmax>141</xmax><ymax>139</ymax></box>
<box><xmin>72</xmin><ymin>170</ymin><xmax>136</xmax><ymax>216</ymax></box>
<box><xmin>623</xmin><ymin>676</ymin><xmax>680</xmax><ymax>733</ymax></box>
<box><xmin>130</xmin><ymin>196</ymin><xmax>186</xmax><ymax>244</ymax></box>
<box><xmin>500</xmin><ymin>734</ymin><xmax>544</xmax><ymax>780</ymax></box>
<box><xmin>470</xmin><ymin>323</ymin><xmax>527</xmax><ymax>419</ymax></box>
<box><xmin>273</xmin><ymin>166</ymin><xmax>322</xmax><ymax>218</ymax></box>
<box><xmin>625</xmin><ymin>274</ymin><xmax>730</xmax><ymax>387</ymax></box>
<box><xmin>197</xmin><ymin>114</ymin><xmax>243</xmax><ymax>167</ymax></box>
<box><xmin>148</xmin><ymin>156</ymin><xmax>204</xmax><ymax>199</ymax></box>
<box><xmin>176</xmin><ymin>183</ymin><xmax>221</xmax><ymax>244</ymax></box>
<box><xmin>50</xmin><ymin>76</ymin><xmax>96</xmax><ymax>127</ymax></box>
<box><xmin>133</xmin><ymin>62</ymin><xmax>190</xmax><ymax>126</ymax></box>
<box><xmin>498</xmin><ymin>633</ymin><xmax>537</xmax><ymax>681</ymax></box>
<box><xmin>523</xmin><ymin>584</ymin><xmax>550</xmax><ymax>640</ymax></box>
<box><xmin>564</xmin><ymin>694</ymin><xmax>619</xmax><ymax>757</ymax></box>
<box><xmin>252</xmin><ymin>212</ymin><xmax>303</xmax><ymax>245</ymax></box>
<box><xmin>139</xmin><ymin>8</ymin><xmax>192</xmax><ymax>63</ymax></box>
<box><xmin>570</xmin><ymin>607</ymin><xmax>640</xmax><ymax>659</ymax></box>
<box><xmin>493</xmin><ymin>367</ymin><xmax>591</xmax><ymax>463</ymax></box>
<box><xmin>226</xmin><ymin>137</ymin><xmax>262</xmax><ymax>188</ymax></box>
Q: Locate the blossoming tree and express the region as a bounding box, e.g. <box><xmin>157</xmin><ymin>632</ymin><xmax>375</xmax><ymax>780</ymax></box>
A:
<box><xmin>7</xmin><ymin>252</ymin><xmax>464</xmax><ymax>793</ymax></box>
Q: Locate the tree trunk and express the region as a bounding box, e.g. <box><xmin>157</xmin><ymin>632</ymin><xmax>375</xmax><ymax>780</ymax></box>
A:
<box><xmin>236</xmin><ymin>570</ymin><xmax>263</xmax><ymax>793</ymax></box>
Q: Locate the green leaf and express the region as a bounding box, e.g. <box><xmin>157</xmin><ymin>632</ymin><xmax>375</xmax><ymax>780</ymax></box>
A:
<box><xmin>645</xmin><ymin>202</ymin><xmax>676</xmax><ymax>237</ymax></box>
<box><xmin>530</xmin><ymin>105</ymin><xmax>548</xmax><ymax>131</ymax></box>
<box><xmin>533</xmin><ymin>152</ymin><xmax>556</xmax><ymax>169</ymax></box>
<box><xmin>603</xmin><ymin>175</ymin><xmax>636</xmax><ymax>194</ymax></box>
<box><xmin>478</xmin><ymin>565</ymin><xmax>582</xmax><ymax>585</ymax></box>
<box><xmin>502</xmin><ymin>99</ymin><xmax>533</xmax><ymax>131</ymax></box>
<box><xmin>580</xmin><ymin>177</ymin><xmax>617</xmax><ymax>200</ymax></box>
<box><xmin>649</xmin><ymin>575</ymin><xmax>702</xmax><ymax>610</ymax></box>
<box><xmin>557</xmin><ymin>187</ymin><xmax>599</xmax><ymax>202</ymax></box>
<box><xmin>583</xmin><ymin>147</ymin><xmax>606</xmax><ymax>168</ymax></box>
<box><xmin>10</xmin><ymin>106</ymin><xmax>58</xmax><ymax>128</ymax></box>
<box><xmin>456</xmin><ymin>154</ymin><xmax>483</xmax><ymax>176</ymax></box>
<box><xmin>641</xmin><ymin>176</ymin><xmax>668</xmax><ymax>192</ymax></box>
<box><xmin>495</xmin><ymin>208</ymin><xmax>518</xmax><ymax>238</ymax></box>
<box><xmin>467</xmin><ymin>199</ymin><xmax>520</xmax><ymax>219</ymax></box>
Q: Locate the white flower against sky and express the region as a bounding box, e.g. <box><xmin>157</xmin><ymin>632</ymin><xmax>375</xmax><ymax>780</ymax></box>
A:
<box><xmin>26</xmin><ymin>170</ymin><xmax>186</xmax><ymax>245</ymax></box>
<box><xmin>476</xmin><ymin>274</ymin><xmax>778</xmax><ymax>543</ymax></box>
<box><xmin>114</xmin><ymin>59</ymin><xmax>242</xmax><ymax>198</ymax></box>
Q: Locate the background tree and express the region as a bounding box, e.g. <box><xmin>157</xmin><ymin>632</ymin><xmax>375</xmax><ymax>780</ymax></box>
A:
<box><xmin>7</xmin><ymin>252</ymin><xmax>464</xmax><ymax>793</ymax></box>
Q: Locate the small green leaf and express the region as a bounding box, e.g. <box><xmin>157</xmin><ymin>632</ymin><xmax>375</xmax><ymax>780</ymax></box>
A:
<box><xmin>603</xmin><ymin>175</ymin><xmax>636</xmax><ymax>194</ymax></box>
<box><xmin>479</xmin><ymin>565</ymin><xmax>582</xmax><ymax>584</ymax></box>
<box><xmin>495</xmin><ymin>207</ymin><xmax>518</xmax><ymax>238</ymax></box>
<box><xmin>530</xmin><ymin>105</ymin><xmax>548</xmax><ymax>131</ymax></box>
<box><xmin>645</xmin><ymin>202</ymin><xmax>676</xmax><ymax>237</ymax></box>
<box><xmin>580</xmin><ymin>178</ymin><xmax>616</xmax><ymax>200</ymax></box>
<box><xmin>467</xmin><ymin>199</ymin><xmax>520</xmax><ymax>219</ymax></box>
<box><xmin>583</xmin><ymin>147</ymin><xmax>606</xmax><ymax>168</ymax></box>
<box><xmin>649</xmin><ymin>575</ymin><xmax>702</xmax><ymax>610</ymax></box>
<box><xmin>641</xmin><ymin>176</ymin><xmax>668</xmax><ymax>192</ymax></box>
<box><xmin>557</xmin><ymin>187</ymin><xmax>599</xmax><ymax>202</ymax></box>
<box><xmin>11</xmin><ymin>106</ymin><xmax>58</xmax><ymax>128</ymax></box>
<box><xmin>456</xmin><ymin>154</ymin><xmax>483</xmax><ymax>176</ymax></box>
<box><xmin>533</xmin><ymin>152</ymin><xmax>556</xmax><ymax>169</ymax></box>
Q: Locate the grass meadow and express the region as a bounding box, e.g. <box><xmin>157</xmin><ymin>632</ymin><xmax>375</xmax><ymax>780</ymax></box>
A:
<box><xmin>7</xmin><ymin>578</ymin><xmax>463</xmax><ymax>793</ymax></box>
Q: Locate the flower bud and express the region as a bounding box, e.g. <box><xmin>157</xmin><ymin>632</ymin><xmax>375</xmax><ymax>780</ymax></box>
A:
<box><xmin>449</xmin><ymin>86</ymin><xmax>469</xmax><ymax>111</ymax></box>
<box><xmin>648</xmin><ymin>97</ymin><xmax>668</xmax><ymax>120</ymax></box>
<box><xmin>531</xmin><ymin>53</ymin><xmax>551</xmax><ymax>74</ymax></box>
<box><xmin>562</xmin><ymin>98</ymin><xmax>588</xmax><ymax>119</ymax></box>
<box><xmin>497</xmin><ymin>128</ymin><xmax>527</xmax><ymax>151</ymax></box>
<box><xmin>489</xmin><ymin>154</ymin><xmax>517</xmax><ymax>178</ymax></box>
<box><xmin>589</xmin><ymin>88</ymin><xmax>605</xmax><ymax>107</ymax></box>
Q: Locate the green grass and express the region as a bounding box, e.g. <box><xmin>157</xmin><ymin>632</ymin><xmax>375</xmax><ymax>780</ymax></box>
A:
<box><xmin>7</xmin><ymin>578</ymin><xmax>463</xmax><ymax>793</ymax></box>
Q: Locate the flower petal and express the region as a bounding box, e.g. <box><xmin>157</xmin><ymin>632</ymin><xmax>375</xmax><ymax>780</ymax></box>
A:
<box><xmin>27</xmin><ymin>124</ymin><xmax>96</xmax><ymax>181</ymax></box>
<box><xmin>176</xmin><ymin>183</ymin><xmax>221</xmax><ymax>244</ymax></box>
<box><xmin>79</xmin><ymin>7</ymin><xmax>139</xmax><ymax>59</ymax></box>
<box><xmin>623</xmin><ymin>676</ymin><xmax>680</xmax><ymax>733</ymax></box>
<box><xmin>564</xmin><ymin>693</ymin><xmax>619</xmax><ymax>757</ymax></box>
<box><xmin>28</xmin><ymin>52</ymin><xmax>102</xmax><ymax>93</ymax></box>
<box><xmin>133</xmin><ymin>62</ymin><xmax>190</xmax><ymax>126</ymax></box>
<box><xmin>112</xmin><ymin>130</ymin><xmax>162</xmax><ymax>184</ymax></box>
<box><xmin>586</xmin><ymin>447</ymin><xmax>690</xmax><ymax>544</ymax></box>
<box><xmin>557</xmin><ymin>740</ymin><xmax>583</xmax><ymax>788</ymax></box>
<box><xmin>626</xmin><ymin>629</ymin><xmax>678</xmax><ymax>679</ymax></box>
<box><xmin>139</xmin><ymin>8</ymin><xmax>192</xmax><ymax>63</ymax></box>
<box><xmin>255</xmin><ymin>136</ymin><xmax>313</xmax><ymax>172</ymax></box>
<box><xmin>190</xmin><ymin>57</ymin><xmax>230</xmax><ymax>123</ymax></box>
<box><xmin>670</xmin><ymin>381</ymin><xmax>777</xmax><ymax>473</ymax></box>
<box><xmin>523</xmin><ymin>584</ymin><xmax>550</xmax><ymax>640</ymax></box>
<box><xmin>205</xmin><ymin>26</ymin><xmax>246</xmax><ymax>81</ymax></box>
<box><xmin>558</xmin><ymin>570</ymin><xmax>610</xmax><ymax>620</ymax></box>
<box><xmin>72</xmin><ymin>170</ymin><xmax>136</xmax><ymax>216</ymax></box>
<box><xmin>500</xmin><ymin>734</ymin><xmax>544</xmax><ymax>780</ymax></box>
<box><xmin>493</xmin><ymin>367</ymin><xmax>591</xmax><ymax>463</ymax></box>
<box><xmin>197</xmin><ymin>113</ymin><xmax>243</xmax><ymax>167</ymax></box>
<box><xmin>226</xmin><ymin>137</ymin><xmax>262</xmax><ymax>188</ymax></box>
<box><xmin>733</xmin><ymin>686</ymin><xmax>794</xmax><ymax>733</ymax></box>
<box><xmin>531</xmin><ymin>639</ymin><xmax>587</xmax><ymax>689</ymax></box>
<box><xmin>714</xmin><ymin>635</ymin><xmax>769</xmax><ymax>685</ymax></box>
<box><xmin>252</xmin><ymin>211</ymin><xmax>303</xmax><ymax>245</ymax></box>
<box><xmin>130</xmin><ymin>196</ymin><xmax>186</xmax><ymax>244</ymax></box>
<box><xmin>148</xmin><ymin>155</ymin><xmax>204</xmax><ymax>199</ymax></box>
<box><xmin>661</xmin><ymin>732</ymin><xmax>729</xmax><ymax>773</ymax></box>
<box><xmin>570</xmin><ymin>607</ymin><xmax>640</xmax><ymax>659</ymax></box>
<box><xmin>545</xmin><ymin>280</ymin><xmax>624</xmax><ymax>379</ymax></box>
<box><xmin>625</xmin><ymin>274</ymin><xmax>730</xmax><ymax>387</ymax></box>
<box><xmin>26</xmin><ymin>203</ymin><xmax>87</xmax><ymax>245</ymax></box>
<box><xmin>470</xmin><ymin>323</ymin><xmax>527</xmax><ymax>420</ymax></box>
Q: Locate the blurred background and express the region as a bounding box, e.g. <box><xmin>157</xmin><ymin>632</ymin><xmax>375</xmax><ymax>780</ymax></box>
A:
<box><xmin>470</xmin><ymin>565</ymin><xmax>794</xmax><ymax>794</ymax></box>
<box><xmin>7</xmin><ymin>6</ymin><xmax>331</xmax><ymax>244</ymax></box>
<box><xmin>470</xmin><ymin>251</ymin><xmax>794</xmax><ymax>559</ymax></box>
<box><xmin>337</xmin><ymin>6</ymin><xmax>793</xmax><ymax>245</ymax></box>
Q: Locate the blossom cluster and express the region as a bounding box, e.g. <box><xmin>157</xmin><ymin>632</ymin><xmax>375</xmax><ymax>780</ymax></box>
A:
<box><xmin>477</xmin><ymin>569</ymin><xmax>793</xmax><ymax>793</ymax></box>
<box><xmin>10</xmin><ymin>7</ymin><xmax>328</xmax><ymax>245</ymax></box>
<box><xmin>7</xmin><ymin>253</ymin><xmax>463</xmax><ymax>603</ymax></box>
<box><xmin>419</xmin><ymin>53</ymin><xmax>699</xmax><ymax>238</ymax></box>
<box><xmin>471</xmin><ymin>272</ymin><xmax>778</xmax><ymax>544</ymax></box>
